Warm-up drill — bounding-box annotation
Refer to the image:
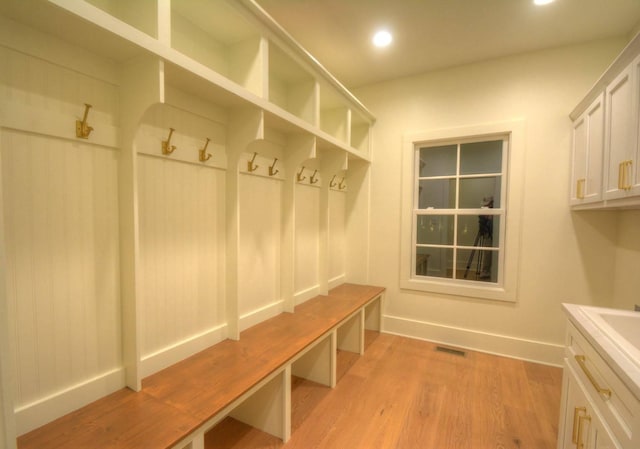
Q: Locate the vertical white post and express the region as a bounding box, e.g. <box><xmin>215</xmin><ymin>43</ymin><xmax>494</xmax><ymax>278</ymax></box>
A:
<box><xmin>119</xmin><ymin>56</ymin><xmax>164</xmax><ymax>390</ymax></box>
<box><xmin>226</xmin><ymin>107</ymin><xmax>265</xmax><ymax>340</ymax></box>
<box><xmin>281</xmin><ymin>135</ymin><xmax>316</xmax><ymax>312</ymax></box>
<box><xmin>0</xmin><ymin>139</ymin><xmax>17</xmax><ymax>449</ymax></box>
<box><xmin>345</xmin><ymin>159</ymin><xmax>371</xmax><ymax>284</ymax></box>
<box><xmin>319</xmin><ymin>152</ymin><xmax>348</xmax><ymax>294</ymax></box>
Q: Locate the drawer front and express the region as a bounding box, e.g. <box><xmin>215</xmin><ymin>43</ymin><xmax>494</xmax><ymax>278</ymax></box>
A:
<box><xmin>566</xmin><ymin>323</ymin><xmax>637</xmax><ymax>447</ymax></box>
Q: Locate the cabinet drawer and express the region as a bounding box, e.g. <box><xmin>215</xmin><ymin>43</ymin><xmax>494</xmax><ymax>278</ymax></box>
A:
<box><xmin>566</xmin><ymin>322</ymin><xmax>637</xmax><ymax>447</ymax></box>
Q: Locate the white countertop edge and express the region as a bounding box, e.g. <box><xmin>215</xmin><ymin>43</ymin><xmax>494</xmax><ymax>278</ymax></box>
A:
<box><xmin>562</xmin><ymin>303</ymin><xmax>640</xmax><ymax>401</ymax></box>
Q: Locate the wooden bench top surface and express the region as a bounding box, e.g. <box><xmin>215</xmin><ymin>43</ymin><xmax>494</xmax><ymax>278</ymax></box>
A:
<box><xmin>17</xmin><ymin>283</ymin><xmax>384</xmax><ymax>449</ymax></box>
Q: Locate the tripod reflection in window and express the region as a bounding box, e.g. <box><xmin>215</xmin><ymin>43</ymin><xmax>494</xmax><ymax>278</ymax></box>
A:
<box><xmin>464</xmin><ymin>196</ymin><xmax>493</xmax><ymax>280</ymax></box>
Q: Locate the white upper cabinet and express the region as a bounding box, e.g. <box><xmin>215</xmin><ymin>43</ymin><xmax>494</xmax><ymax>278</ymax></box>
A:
<box><xmin>603</xmin><ymin>57</ymin><xmax>639</xmax><ymax>200</ymax></box>
<box><xmin>570</xmin><ymin>35</ymin><xmax>640</xmax><ymax>208</ymax></box>
<box><xmin>570</xmin><ymin>93</ymin><xmax>604</xmax><ymax>205</ymax></box>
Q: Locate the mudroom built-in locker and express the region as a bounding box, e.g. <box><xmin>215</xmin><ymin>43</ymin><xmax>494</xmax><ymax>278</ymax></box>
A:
<box><xmin>0</xmin><ymin>0</ymin><xmax>377</xmax><ymax>446</ymax></box>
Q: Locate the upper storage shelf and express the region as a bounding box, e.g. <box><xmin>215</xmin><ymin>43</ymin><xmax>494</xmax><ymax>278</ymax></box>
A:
<box><xmin>170</xmin><ymin>0</ymin><xmax>266</xmax><ymax>98</ymax></box>
<box><xmin>0</xmin><ymin>0</ymin><xmax>375</xmax><ymax>161</ymax></box>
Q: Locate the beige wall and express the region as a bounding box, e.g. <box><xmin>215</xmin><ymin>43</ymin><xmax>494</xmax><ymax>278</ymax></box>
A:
<box><xmin>613</xmin><ymin>210</ymin><xmax>640</xmax><ymax>310</ymax></box>
<box><xmin>355</xmin><ymin>38</ymin><xmax>629</xmax><ymax>365</ymax></box>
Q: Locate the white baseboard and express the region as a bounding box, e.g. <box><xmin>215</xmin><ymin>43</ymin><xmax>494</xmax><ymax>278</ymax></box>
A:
<box><xmin>328</xmin><ymin>274</ymin><xmax>346</xmax><ymax>290</ymax></box>
<box><xmin>294</xmin><ymin>285</ymin><xmax>321</xmax><ymax>306</ymax></box>
<box><xmin>239</xmin><ymin>300</ymin><xmax>284</xmax><ymax>332</ymax></box>
<box><xmin>141</xmin><ymin>324</ymin><xmax>228</xmax><ymax>378</ymax></box>
<box><xmin>15</xmin><ymin>367</ymin><xmax>125</xmax><ymax>435</ymax></box>
<box><xmin>383</xmin><ymin>314</ymin><xmax>564</xmax><ymax>366</ymax></box>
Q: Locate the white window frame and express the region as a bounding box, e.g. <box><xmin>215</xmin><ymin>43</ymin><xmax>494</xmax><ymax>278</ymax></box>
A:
<box><xmin>400</xmin><ymin>121</ymin><xmax>525</xmax><ymax>302</ymax></box>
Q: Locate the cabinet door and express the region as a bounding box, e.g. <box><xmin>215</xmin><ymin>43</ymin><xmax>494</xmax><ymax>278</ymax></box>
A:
<box><xmin>604</xmin><ymin>58</ymin><xmax>638</xmax><ymax>200</ymax></box>
<box><xmin>592</xmin><ymin>420</ymin><xmax>622</xmax><ymax>449</ymax></box>
<box><xmin>558</xmin><ymin>362</ymin><xmax>622</xmax><ymax>449</ymax></box>
<box><xmin>559</xmin><ymin>363</ymin><xmax>593</xmax><ymax>449</ymax></box>
<box><xmin>570</xmin><ymin>94</ymin><xmax>604</xmax><ymax>205</ymax></box>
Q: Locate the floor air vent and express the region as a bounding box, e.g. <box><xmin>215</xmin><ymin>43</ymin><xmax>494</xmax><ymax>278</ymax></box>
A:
<box><xmin>435</xmin><ymin>345</ymin><xmax>466</xmax><ymax>357</ymax></box>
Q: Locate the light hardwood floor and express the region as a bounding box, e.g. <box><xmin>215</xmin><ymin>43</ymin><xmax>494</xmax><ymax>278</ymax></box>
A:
<box><xmin>206</xmin><ymin>332</ymin><xmax>562</xmax><ymax>449</ymax></box>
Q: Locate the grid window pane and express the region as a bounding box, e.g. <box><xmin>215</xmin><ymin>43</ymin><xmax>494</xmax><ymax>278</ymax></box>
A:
<box><xmin>457</xmin><ymin>215</ymin><xmax>500</xmax><ymax>248</ymax></box>
<box><xmin>419</xmin><ymin>145</ymin><xmax>457</xmax><ymax>177</ymax></box>
<box><xmin>416</xmin><ymin>246</ymin><xmax>453</xmax><ymax>279</ymax></box>
<box><xmin>418</xmin><ymin>179</ymin><xmax>456</xmax><ymax>209</ymax></box>
<box><xmin>456</xmin><ymin>248</ymin><xmax>498</xmax><ymax>283</ymax></box>
<box><xmin>458</xmin><ymin>176</ymin><xmax>501</xmax><ymax>208</ymax></box>
<box><xmin>460</xmin><ymin>140</ymin><xmax>502</xmax><ymax>175</ymax></box>
<box><xmin>416</xmin><ymin>215</ymin><xmax>454</xmax><ymax>245</ymax></box>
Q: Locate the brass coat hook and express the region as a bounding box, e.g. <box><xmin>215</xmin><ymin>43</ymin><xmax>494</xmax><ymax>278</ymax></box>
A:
<box><xmin>248</xmin><ymin>152</ymin><xmax>259</xmax><ymax>172</ymax></box>
<box><xmin>199</xmin><ymin>137</ymin><xmax>211</xmax><ymax>162</ymax></box>
<box><xmin>310</xmin><ymin>169</ymin><xmax>318</xmax><ymax>185</ymax></box>
<box><xmin>330</xmin><ymin>175</ymin><xmax>337</xmax><ymax>188</ymax></box>
<box><xmin>162</xmin><ymin>128</ymin><xmax>177</xmax><ymax>155</ymax></box>
<box><xmin>269</xmin><ymin>157</ymin><xmax>279</xmax><ymax>176</ymax></box>
<box><xmin>297</xmin><ymin>166</ymin><xmax>306</xmax><ymax>182</ymax></box>
<box><xmin>338</xmin><ymin>177</ymin><xmax>346</xmax><ymax>190</ymax></box>
<box><xmin>75</xmin><ymin>103</ymin><xmax>93</xmax><ymax>139</ymax></box>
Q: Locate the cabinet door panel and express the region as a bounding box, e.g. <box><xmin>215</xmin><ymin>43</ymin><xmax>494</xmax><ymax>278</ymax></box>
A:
<box><xmin>558</xmin><ymin>362</ymin><xmax>623</xmax><ymax>449</ymax></box>
<box><xmin>571</xmin><ymin>94</ymin><xmax>605</xmax><ymax>205</ymax></box>
<box><xmin>586</xmin><ymin>96</ymin><xmax>605</xmax><ymax>200</ymax></box>
<box><xmin>604</xmin><ymin>61</ymin><xmax>636</xmax><ymax>200</ymax></box>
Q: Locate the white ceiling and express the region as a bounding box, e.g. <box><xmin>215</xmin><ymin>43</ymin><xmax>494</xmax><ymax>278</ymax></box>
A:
<box><xmin>256</xmin><ymin>0</ymin><xmax>640</xmax><ymax>89</ymax></box>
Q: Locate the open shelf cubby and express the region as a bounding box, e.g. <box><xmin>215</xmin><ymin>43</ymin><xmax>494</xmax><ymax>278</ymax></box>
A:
<box><xmin>268</xmin><ymin>41</ymin><xmax>318</xmax><ymax>126</ymax></box>
<box><xmin>85</xmin><ymin>0</ymin><xmax>158</xmax><ymax>39</ymax></box>
<box><xmin>170</xmin><ymin>0</ymin><xmax>265</xmax><ymax>97</ymax></box>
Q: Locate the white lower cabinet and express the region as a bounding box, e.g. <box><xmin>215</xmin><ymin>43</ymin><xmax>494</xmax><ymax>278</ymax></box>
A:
<box><xmin>559</xmin><ymin>362</ymin><xmax>621</xmax><ymax>449</ymax></box>
<box><xmin>558</xmin><ymin>321</ymin><xmax>639</xmax><ymax>449</ymax></box>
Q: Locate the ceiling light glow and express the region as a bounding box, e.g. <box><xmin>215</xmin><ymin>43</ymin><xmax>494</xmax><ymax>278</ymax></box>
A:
<box><xmin>534</xmin><ymin>0</ymin><xmax>554</xmax><ymax>5</ymax></box>
<box><xmin>373</xmin><ymin>30</ymin><xmax>392</xmax><ymax>48</ymax></box>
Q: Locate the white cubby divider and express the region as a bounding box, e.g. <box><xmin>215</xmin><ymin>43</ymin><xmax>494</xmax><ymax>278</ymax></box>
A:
<box><xmin>0</xmin><ymin>0</ymin><xmax>377</xmax><ymax>440</ymax></box>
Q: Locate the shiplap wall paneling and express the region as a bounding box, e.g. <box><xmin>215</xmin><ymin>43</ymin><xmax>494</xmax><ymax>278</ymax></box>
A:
<box><xmin>238</xmin><ymin>171</ymin><xmax>283</xmax><ymax>330</ymax></box>
<box><xmin>0</xmin><ymin>42</ymin><xmax>123</xmax><ymax>434</ymax></box>
<box><xmin>136</xmin><ymin>105</ymin><xmax>227</xmax><ymax>377</ymax></box>
<box><xmin>345</xmin><ymin>160</ymin><xmax>371</xmax><ymax>284</ymax></box>
<box><xmin>0</xmin><ymin>132</ymin><xmax>17</xmax><ymax>449</ymax></box>
<box><xmin>294</xmin><ymin>183</ymin><xmax>320</xmax><ymax>304</ymax></box>
<box><xmin>1</xmin><ymin>131</ymin><xmax>122</xmax><ymax>433</ymax></box>
<box><xmin>328</xmin><ymin>189</ymin><xmax>347</xmax><ymax>287</ymax></box>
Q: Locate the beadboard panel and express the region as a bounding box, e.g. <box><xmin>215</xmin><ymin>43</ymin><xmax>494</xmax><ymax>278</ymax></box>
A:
<box><xmin>238</xmin><ymin>173</ymin><xmax>282</xmax><ymax>318</ymax></box>
<box><xmin>137</xmin><ymin>155</ymin><xmax>226</xmax><ymax>359</ymax></box>
<box><xmin>328</xmin><ymin>189</ymin><xmax>346</xmax><ymax>281</ymax></box>
<box><xmin>1</xmin><ymin>129</ymin><xmax>122</xmax><ymax>411</ymax></box>
<box><xmin>0</xmin><ymin>46</ymin><xmax>119</xmax><ymax>130</ymax></box>
<box><xmin>294</xmin><ymin>184</ymin><xmax>320</xmax><ymax>297</ymax></box>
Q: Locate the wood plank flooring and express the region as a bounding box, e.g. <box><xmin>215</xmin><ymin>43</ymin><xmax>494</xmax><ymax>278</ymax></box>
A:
<box><xmin>206</xmin><ymin>332</ymin><xmax>562</xmax><ymax>449</ymax></box>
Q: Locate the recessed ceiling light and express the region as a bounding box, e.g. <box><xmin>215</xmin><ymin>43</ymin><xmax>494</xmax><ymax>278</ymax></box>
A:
<box><xmin>372</xmin><ymin>30</ymin><xmax>393</xmax><ymax>48</ymax></box>
<box><xmin>534</xmin><ymin>0</ymin><xmax>555</xmax><ymax>5</ymax></box>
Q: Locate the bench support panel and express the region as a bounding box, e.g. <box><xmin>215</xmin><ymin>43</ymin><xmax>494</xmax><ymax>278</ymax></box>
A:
<box><xmin>337</xmin><ymin>310</ymin><xmax>364</xmax><ymax>355</ymax></box>
<box><xmin>292</xmin><ymin>332</ymin><xmax>336</xmax><ymax>388</ymax></box>
<box><xmin>364</xmin><ymin>295</ymin><xmax>383</xmax><ymax>331</ymax></box>
<box><xmin>229</xmin><ymin>366</ymin><xmax>291</xmax><ymax>442</ymax></box>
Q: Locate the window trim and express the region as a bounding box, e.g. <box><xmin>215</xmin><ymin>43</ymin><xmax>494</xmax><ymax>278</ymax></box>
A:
<box><xmin>400</xmin><ymin>121</ymin><xmax>525</xmax><ymax>302</ymax></box>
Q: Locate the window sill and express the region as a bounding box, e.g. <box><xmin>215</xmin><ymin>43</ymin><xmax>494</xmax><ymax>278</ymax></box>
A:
<box><xmin>400</xmin><ymin>274</ymin><xmax>515</xmax><ymax>303</ymax></box>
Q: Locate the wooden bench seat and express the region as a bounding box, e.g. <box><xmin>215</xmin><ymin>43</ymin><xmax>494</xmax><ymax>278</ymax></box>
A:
<box><xmin>17</xmin><ymin>283</ymin><xmax>385</xmax><ymax>449</ymax></box>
